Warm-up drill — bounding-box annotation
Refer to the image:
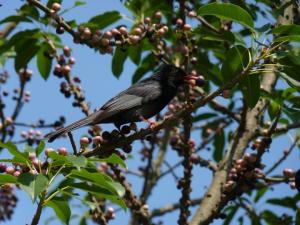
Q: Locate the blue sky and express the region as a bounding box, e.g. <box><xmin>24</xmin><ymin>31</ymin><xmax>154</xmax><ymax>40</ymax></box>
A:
<box><xmin>0</xmin><ymin>1</ymin><xmax>299</xmax><ymax>225</ymax></box>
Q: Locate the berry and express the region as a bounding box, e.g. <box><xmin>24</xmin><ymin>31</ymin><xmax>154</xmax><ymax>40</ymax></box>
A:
<box><xmin>80</xmin><ymin>137</ymin><xmax>89</xmax><ymax>147</ymax></box>
<box><xmin>63</xmin><ymin>46</ymin><xmax>71</xmax><ymax>57</ymax></box>
<box><xmin>144</xmin><ymin>17</ymin><xmax>151</xmax><ymax>24</ymax></box>
<box><xmin>121</xmin><ymin>125</ymin><xmax>131</xmax><ymax>135</ymax></box>
<box><xmin>183</xmin><ymin>24</ymin><xmax>192</xmax><ymax>31</ymax></box>
<box><xmin>45</xmin><ymin>148</ymin><xmax>54</xmax><ymax>157</ymax></box>
<box><xmin>190</xmin><ymin>154</ymin><xmax>200</xmax><ymax>164</ymax></box>
<box><xmin>28</xmin><ymin>152</ymin><xmax>36</xmax><ymax>161</ymax></box>
<box><xmin>119</xmin><ymin>27</ymin><xmax>128</xmax><ymax>35</ymax></box>
<box><xmin>68</xmin><ymin>57</ymin><xmax>76</xmax><ymax>65</ymax></box>
<box><xmin>122</xmin><ymin>145</ymin><xmax>132</xmax><ymax>153</ymax></box>
<box><xmin>0</xmin><ymin>163</ymin><xmax>7</xmax><ymax>173</ymax></box>
<box><xmin>100</xmin><ymin>38</ymin><xmax>110</xmax><ymax>47</ymax></box>
<box><xmin>58</xmin><ymin>147</ymin><xmax>68</xmax><ymax>156</ymax></box>
<box><xmin>56</xmin><ymin>26</ymin><xmax>65</xmax><ymax>34</ymax></box>
<box><xmin>134</xmin><ymin>27</ymin><xmax>143</xmax><ymax>35</ymax></box>
<box><xmin>222</xmin><ymin>90</ymin><xmax>231</xmax><ymax>99</ymax></box>
<box><xmin>196</xmin><ymin>76</ymin><xmax>205</xmax><ymax>87</ymax></box>
<box><xmin>102</xmin><ymin>131</ymin><xmax>111</xmax><ymax>141</ymax></box>
<box><xmin>129</xmin><ymin>35</ymin><xmax>140</xmax><ymax>44</ymax></box>
<box><xmin>154</xmin><ymin>11</ymin><xmax>162</xmax><ymax>19</ymax></box>
<box><xmin>62</xmin><ymin>65</ymin><xmax>71</xmax><ymax>75</ymax></box>
<box><xmin>103</xmin><ymin>31</ymin><xmax>113</xmax><ymax>39</ymax></box>
<box><xmin>51</xmin><ymin>3</ymin><xmax>61</xmax><ymax>12</ymax></box>
<box><xmin>92</xmin><ymin>136</ymin><xmax>103</xmax><ymax>144</ymax></box>
<box><xmin>188</xmin><ymin>11</ymin><xmax>197</xmax><ymax>18</ymax></box>
<box><xmin>176</xmin><ymin>18</ymin><xmax>183</xmax><ymax>26</ymax></box>
<box><xmin>283</xmin><ymin>168</ymin><xmax>294</xmax><ymax>178</ymax></box>
<box><xmin>13</xmin><ymin>170</ymin><xmax>21</xmax><ymax>177</ymax></box>
<box><xmin>6</xmin><ymin>166</ymin><xmax>15</xmax><ymax>175</ymax></box>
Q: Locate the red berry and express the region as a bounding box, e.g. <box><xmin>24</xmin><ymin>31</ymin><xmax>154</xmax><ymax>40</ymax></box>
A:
<box><xmin>62</xmin><ymin>65</ymin><xmax>71</xmax><ymax>75</ymax></box>
<box><xmin>100</xmin><ymin>38</ymin><xmax>110</xmax><ymax>47</ymax></box>
<box><xmin>176</xmin><ymin>18</ymin><xmax>183</xmax><ymax>26</ymax></box>
<box><xmin>129</xmin><ymin>35</ymin><xmax>140</xmax><ymax>44</ymax></box>
<box><xmin>190</xmin><ymin>154</ymin><xmax>200</xmax><ymax>164</ymax></box>
<box><xmin>119</xmin><ymin>27</ymin><xmax>128</xmax><ymax>35</ymax></box>
<box><xmin>80</xmin><ymin>137</ymin><xmax>89</xmax><ymax>146</ymax></box>
<box><xmin>92</xmin><ymin>136</ymin><xmax>103</xmax><ymax>144</ymax></box>
<box><xmin>68</xmin><ymin>57</ymin><xmax>76</xmax><ymax>65</ymax></box>
<box><xmin>133</xmin><ymin>27</ymin><xmax>143</xmax><ymax>35</ymax></box>
<box><xmin>6</xmin><ymin>166</ymin><xmax>15</xmax><ymax>174</ymax></box>
<box><xmin>13</xmin><ymin>170</ymin><xmax>21</xmax><ymax>177</ymax></box>
<box><xmin>183</xmin><ymin>24</ymin><xmax>192</xmax><ymax>31</ymax></box>
<box><xmin>103</xmin><ymin>31</ymin><xmax>112</xmax><ymax>39</ymax></box>
<box><xmin>58</xmin><ymin>147</ymin><xmax>68</xmax><ymax>156</ymax></box>
<box><xmin>63</xmin><ymin>46</ymin><xmax>71</xmax><ymax>57</ymax></box>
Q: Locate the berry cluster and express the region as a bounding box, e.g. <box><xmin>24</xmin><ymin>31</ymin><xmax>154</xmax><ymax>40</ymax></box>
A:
<box><xmin>0</xmin><ymin>185</ymin><xmax>17</xmax><ymax>222</ymax></box>
<box><xmin>20</xmin><ymin>129</ymin><xmax>42</xmax><ymax>146</ymax></box>
<box><xmin>222</xmin><ymin>153</ymin><xmax>265</xmax><ymax>200</ymax></box>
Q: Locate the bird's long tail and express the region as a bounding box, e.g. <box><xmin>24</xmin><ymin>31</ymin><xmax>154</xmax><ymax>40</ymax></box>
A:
<box><xmin>45</xmin><ymin>114</ymin><xmax>98</xmax><ymax>142</ymax></box>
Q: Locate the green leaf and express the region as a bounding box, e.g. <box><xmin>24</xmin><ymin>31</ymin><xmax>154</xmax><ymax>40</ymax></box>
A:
<box><xmin>0</xmin><ymin>142</ymin><xmax>29</xmax><ymax>163</ymax></box>
<box><xmin>239</xmin><ymin>74</ymin><xmax>260</xmax><ymax>108</ymax></box>
<box><xmin>128</xmin><ymin>44</ymin><xmax>142</xmax><ymax>65</ymax></box>
<box><xmin>268</xmin><ymin>101</ymin><xmax>281</xmax><ymax>120</ymax></box>
<box><xmin>267</xmin><ymin>196</ymin><xmax>299</xmax><ymax>210</ymax></box>
<box><xmin>223</xmin><ymin>205</ymin><xmax>238</xmax><ymax>225</ymax></box>
<box><xmin>37</xmin><ymin>43</ymin><xmax>53</xmax><ymax>80</ymax></box>
<box><xmin>0</xmin><ymin>15</ymin><xmax>32</xmax><ymax>24</ymax></box>
<box><xmin>193</xmin><ymin>113</ymin><xmax>217</xmax><ymax>122</ymax></box>
<box><xmin>35</xmin><ymin>141</ymin><xmax>45</xmax><ymax>157</ymax></box>
<box><xmin>198</xmin><ymin>3</ymin><xmax>254</xmax><ymax>31</ymax></box>
<box><xmin>112</xmin><ymin>47</ymin><xmax>127</xmax><ymax>78</ymax></box>
<box><xmin>221</xmin><ymin>45</ymin><xmax>249</xmax><ymax>82</ymax></box>
<box><xmin>15</xmin><ymin>39</ymin><xmax>40</xmax><ymax>72</ymax></box>
<box><xmin>132</xmin><ymin>53</ymin><xmax>155</xmax><ymax>83</ymax></box>
<box><xmin>279</xmin><ymin>72</ymin><xmax>300</xmax><ymax>90</ymax></box>
<box><xmin>87</xmin><ymin>11</ymin><xmax>121</xmax><ymax>29</ymax></box>
<box><xmin>282</xmin><ymin>107</ymin><xmax>300</xmax><ymax>123</ymax></box>
<box><xmin>90</xmin><ymin>153</ymin><xmax>127</xmax><ymax>169</ymax></box>
<box><xmin>46</xmin><ymin>197</ymin><xmax>71</xmax><ymax>225</ymax></box>
<box><xmin>274</xmin><ymin>35</ymin><xmax>300</xmax><ymax>42</ymax></box>
<box><xmin>65</xmin><ymin>155</ymin><xmax>87</xmax><ymax>168</ymax></box>
<box><xmin>272</xmin><ymin>25</ymin><xmax>300</xmax><ymax>36</ymax></box>
<box><xmin>296</xmin><ymin>209</ymin><xmax>300</xmax><ymax>225</ymax></box>
<box><xmin>72</xmin><ymin>182</ymin><xmax>126</xmax><ymax>209</ymax></box>
<box><xmin>18</xmin><ymin>173</ymin><xmax>48</xmax><ymax>202</ymax></box>
<box><xmin>69</xmin><ymin>169</ymin><xmax>125</xmax><ymax>196</ymax></box>
<box><xmin>74</xmin><ymin>1</ymin><xmax>86</xmax><ymax>7</ymax></box>
<box><xmin>213</xmin><ymin>130</ymin><xmax>225</xmax><ymax>161</ymax></box>
<box><xmin>0</xmin><ymin>174</ymin><xmax>17</xmax><ymax>185</ymax></box>
<box><xmin>262</xmin><ymin>210</ymin><xmax>281</xmax><ymax>224</ymax></box>
<box><xmin>254</xmin><ymin>187</ymin><xmax>268</xmax><ymax>202</ymax></box>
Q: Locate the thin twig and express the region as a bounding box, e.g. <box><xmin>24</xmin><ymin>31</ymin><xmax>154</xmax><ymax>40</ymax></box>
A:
<box><xmin>30</xmin><ymin>191</ymin><xmax>46</xmax><ymax>225</ymax></box>
<box><xmin>68</xmin><ymin>132</ymin><xmax>77</xmax><ymax>155</ymax></box>
<box><xmin>266</xmin><ymin>136</ymin><xmax>299</xmax><ymax>175</ymax></box>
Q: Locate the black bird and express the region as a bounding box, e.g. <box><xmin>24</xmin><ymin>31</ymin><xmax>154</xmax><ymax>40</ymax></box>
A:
<box><xmin>45</xmin><ymin>64</ymin><xmax>187</xmax><ymax>142</ymax></box>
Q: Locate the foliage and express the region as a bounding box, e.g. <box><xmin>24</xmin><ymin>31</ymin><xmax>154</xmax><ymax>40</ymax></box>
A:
<box><xmin>0</xmin><ymin>0</ymin><xmax>299</xmax><ymax>225</ymax></box>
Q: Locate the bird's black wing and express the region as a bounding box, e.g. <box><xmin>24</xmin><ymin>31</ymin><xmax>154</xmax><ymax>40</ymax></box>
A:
<box><xmin>100</xmin><ymin>79</ymin><xmax>162</xmax><ymax>118</ymax></box>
